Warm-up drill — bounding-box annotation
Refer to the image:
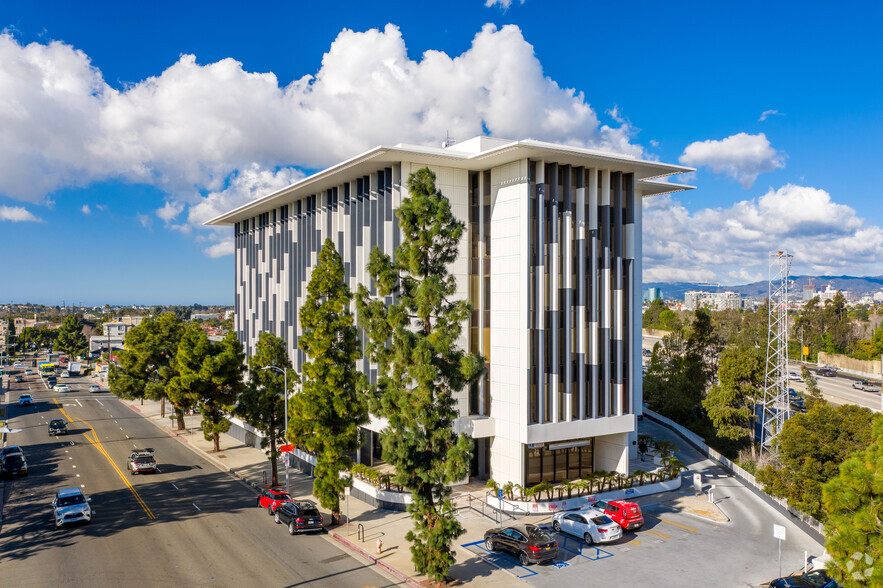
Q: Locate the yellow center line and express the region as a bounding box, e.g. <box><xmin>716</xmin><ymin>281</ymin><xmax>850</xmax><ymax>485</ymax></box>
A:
<box><xmin>54</xmin><ymin>398</ymin><xmax>155</xmax><ymax>520</ymax></box>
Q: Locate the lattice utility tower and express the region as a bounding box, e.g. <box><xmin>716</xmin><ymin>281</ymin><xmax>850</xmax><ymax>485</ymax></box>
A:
<box><xmin>761</xmin><ymin>250</ymin><xmax>793</xmax><ymax>453</ymax></box>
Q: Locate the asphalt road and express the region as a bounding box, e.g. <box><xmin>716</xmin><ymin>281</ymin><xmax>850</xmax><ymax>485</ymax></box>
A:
<box><xmin>1</xmin><ymin>368</ymin><xmax>394</xmax><ymax>587</ymax></box>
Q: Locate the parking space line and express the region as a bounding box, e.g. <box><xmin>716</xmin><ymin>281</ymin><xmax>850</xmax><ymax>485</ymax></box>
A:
<box><xmin>554</xmin><ymin>534</ymin><xmax>615</xmax><ymax>561</ymax></box>
<box><xmin>651</xmin><ymin>516</ymin><xmax>698</xmax><ymax>533</ymax></box>
<box><xmin>643</xmin><ymin>529</ymin><xmax>670</xmax><ymax>539</ymax></box>
<box><xmin>460</xmin><ymin>540</ymin><xmax>538</xmax><ymax>578</ymax></box>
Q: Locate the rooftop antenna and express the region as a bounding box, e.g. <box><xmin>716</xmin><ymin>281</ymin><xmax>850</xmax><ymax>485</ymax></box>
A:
<box><xmin>441</xmin><ymin>131</ymin><xmax>456</xmax><ymax>149</ymax></box>
<box><xmin>761</xmin><ymin>250</ymin><xmax>793</xmax><ymax>454</ymax></box>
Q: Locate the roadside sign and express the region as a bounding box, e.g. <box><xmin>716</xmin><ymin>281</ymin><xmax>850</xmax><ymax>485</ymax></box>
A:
<box><xmin>773</xmin><ymin>524</ymin><xmax>786</xmax><ymax>540</ymax></box>
<box><xmin>344</xmin><ymin>486</ymin><xmax>350</xmax><ymax>496</ymax></box>
<box><xmin>497</xmin><ymin>489</ymin><xmax>503</xmax><ymax>500</ymax></box>
<box><xmin>279</xmin><ymin>444</ymin><xmax>294</xmax><ymax>452</ymax></box>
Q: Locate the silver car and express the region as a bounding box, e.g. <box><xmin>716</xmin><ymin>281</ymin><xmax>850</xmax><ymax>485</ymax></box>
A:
<box><xmin>552</xmin><ymin>507</ymin><xmax>622</xmax><ymax>544</ymax></box>
<box><xmin>52</xmin><ymin>487</ymin><xmax>92</xmax><ymax>528</ymax></box>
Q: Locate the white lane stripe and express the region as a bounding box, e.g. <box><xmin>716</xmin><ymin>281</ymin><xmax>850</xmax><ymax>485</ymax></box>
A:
<box><xmin>192</xmin><ymin>503</ymin><xmax>201</xmax><ymax>511</ymax></box>
<box><xmin>76</xmin><ymin>399</ymin><xmax>83</xmax><ymax>407</ymax></box>
<box><xmin>171</xmin><ymin>483</ymin><xmax>179</xmax><ymax>490</ymax></box>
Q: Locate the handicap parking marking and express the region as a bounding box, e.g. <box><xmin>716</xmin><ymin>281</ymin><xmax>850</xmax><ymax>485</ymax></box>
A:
<box><xmin>552</xmin><ymin>532</ymin><xmax>615</xmax><ymax>561</ymax></box>
<box><xmin>461</xmin><ymin>540</ymin><xmax>538</xmax><ymax>578</ymax></box>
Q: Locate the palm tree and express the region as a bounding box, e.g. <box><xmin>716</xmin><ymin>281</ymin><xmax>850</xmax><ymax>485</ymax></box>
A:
<box><xmin>502</xmin><ymin>481</ymin><xmax>515</xmax><ymax>501</ymax></box>
<box><xmin>633</xmin><ymin>468</ymin><xmax>648</xmax><ymax>486</ymax></box>
<box><xmin>653</xmin><ymin>439</ymin><xmax>679</xmax><ymax>463</ymax></box>
<box><xmin>666</xmin><ymin>458</ymin><xmax>687</xmax><ymax>480</ymax></box>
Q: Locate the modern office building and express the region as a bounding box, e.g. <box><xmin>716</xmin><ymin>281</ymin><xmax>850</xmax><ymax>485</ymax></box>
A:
<box><xmin>643</xmin><ymin>287</ymin><xmax>663</xmax><ymax>303</ymax></box>
<box><xmin>684</xmin><ymin>290</ymin><xmax>741</xmax><ymax>311</ymax></box>
<box><xmin>207</xmin><ymin>137</ymin><xmax>692</xmax><ymax>487</ymax></box>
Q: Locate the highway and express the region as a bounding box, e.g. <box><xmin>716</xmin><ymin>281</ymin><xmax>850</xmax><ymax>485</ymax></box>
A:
<box><xmin>0</xmin><ymin>366</ymin><xmax>394</xmax><ymax>587</ymax></box>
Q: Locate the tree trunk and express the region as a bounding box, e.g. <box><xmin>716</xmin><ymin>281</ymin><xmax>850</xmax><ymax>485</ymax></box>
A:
<box><xmin>213</xmin><ymin>432</ymin><xmax>220</xmax><ymax>452</ymax></box>
<box><xmin>269</xmin><ymin>435</ymin><xmax>279</xmax><ymax>487</ymax></box>
<box><xmin>176</xmin><ymin>407</ymin><xmax>185</xmax><ymax>431</ymax></box>
<box><xmin>332</xmin><ymin>509</ymin><xmax>340</xmax><ymax>525</ymax></box>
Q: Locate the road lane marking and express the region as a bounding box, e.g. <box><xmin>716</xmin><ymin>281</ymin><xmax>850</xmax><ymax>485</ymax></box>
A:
<box><xmin>55</xmin><ymin>398</ymin><xmax>156</xmax><ymax>520</ymax></box>
<box><xmin>171</xmin><ymin>483</ymin><xmax>179</xmax><ymax>490</ymax></box>
<box><xmin>76</xmin><ymin>399</ymin><xmax>83</xmax><ymax>407</ymax></box>
<box><xmin>193</xmin><ymin>503</ymin><xmax>201</xmax><ymax>511</ymax></box>
<box><xmin>644</xmin><ymin>529</ymin><xmax>670</xmax><ymax>539</ymax></box>
<box><xmin>96</xmin><ymin>400</ymin><xmax>104</xmax><ymax>406</ymax></box>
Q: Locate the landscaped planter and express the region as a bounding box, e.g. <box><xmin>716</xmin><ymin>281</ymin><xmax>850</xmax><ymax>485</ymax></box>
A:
<box><xmin>487</xmin><ymin>476</ymin><xmax>682</xmax><ymax>515</ymax></box>
<box><xmin>349</xmin><ymin>477</ymin><xmax>412</xmax><ymax>512</ymax></box>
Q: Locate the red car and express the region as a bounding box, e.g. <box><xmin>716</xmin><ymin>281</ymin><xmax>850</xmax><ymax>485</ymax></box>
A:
<box><xmin>257</xmin><ymin>487</ymin><xmax>292</xmax><ymax>514</ymax></box>
<box><xmin>587</xmin><ymin>499</ymin><xmax>644</xmax><ymax>531</ymax></box>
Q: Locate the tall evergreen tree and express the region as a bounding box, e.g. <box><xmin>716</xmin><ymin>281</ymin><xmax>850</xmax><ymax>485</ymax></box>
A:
<box><xmin>170</xmin><ymin>325</ymin><xmax>245</xmax><ymax>451</ymax></box>
<box><xmin>56</xmin><ymin>315</ymin><xmax>88</xmax><ymax>358</ymax></box>
<box><xmin>822</xmin><ymin>416</ymin><xmax>883</xmax><ymax>586</ymax></box>
<box><xmin>702</xmin><ymin>344</ymin><xmax>764</xmax><ymax>457</ymax></box>
<box><xmin>289</xmin><ymin>238</ymin><xmax>367</xmax><ymax>524</ymax></box>
<box><xmin>236</xmin><ymin>331</ymin><xmax>298</xmax><ymax>487</ymax></box>
<box><xmin>356</xmin><ymin>168</ymin><xmax>485</xmax><ymax>583</ymax></box>
<box><xmin>110</xmin><ymin>313</ymin><xmax>188</xmax><ymax>429</ymax></box>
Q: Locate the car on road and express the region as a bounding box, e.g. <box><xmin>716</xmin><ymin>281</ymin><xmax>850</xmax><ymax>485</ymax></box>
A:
<box><xmin>52</xmin><ymin>487</ymin><xmax>92</xmax><ymax>529</ymax></box>
<box><xmin>14</xmin><ymin>374</ymin><xmax>24</xmax><ymax>382</ymax></box>
<box><xmin>817</xmin><ymin>368</ymin><xmax>837</xmax><ymax>377</ymax></box>
<box><xmin>88</xmin><ymin>384</ymin><xmax>101</xmax><ymax>393</ymax></box>
<box><xmin>273</xmin><ymin>500</ymin><xmax>324</xmax><ymax>535</ymax></box>
<box><xmin>60</xmin><ymin>370</ymin><xmax>70</xmax><ymax>378</ymax></box>
<box><xmin>1</xmin><ymin>453</ymin><xmax>29</xmax><ymax>478</ymax></box>
<box><xmin>484</xmin><ymin>524</ymin><xmax>558</xmax><ymax>565</ymax></box>
<box><xmin>788</xmin><ymin>371</ymin><xmax>803</xmax><ymax>382</ymax></box>
<box><xmin>552</xmin><ymin>508</ymin><xmax>622</xmax><ymax>544</ymax></box>
<box><xmin>0</xmin><ymin>446</ymin><xmax>24</xmax><ymax>460</ymax></box>
<box><xmin>588</xmin><ymin>499</ymin><xmax>644</xmax><ymax>531</ymax></box>
<box><xmin>47</xmin><ymin>376</ymin><xmax>57</xmax><ymax>387</ymax></box>
<box><xmin>127</xmin><ymin>449</ymin><xmax>157</xmax><ymax>475</ymax></box>
<box><xmin>257</xmin><ymin>487</ymin><xmax>292</xmax><ymax>514</ymax></box>
<box><xmin>25</xmin><ymin>368</ymin><xmax>32</xmax><ymax>375</ymax></box>
<box><xmin>49</xmin><ymin>418</ymin><xmax>69</xmax><ymax>435</ymax></box>
<box><xmin>13</xmin><ymin>362</ymin><xmax>24</xmax><ymax>369</ymax></box>
<box><xmin>768</xmin><ymin>569</ymin><xmax>840</xmax><ymax>587</ymax></box>
<box><xmin>18</xmin><ymin>393</ymin><xmax>34</xmax><ymax>406</ymax></box>
<box><xmin>852</xmin><ymin>379</ymin><xmax>881</xmax><ymax>392</ymax></box>
<box><xmin>54</xmin><ymin>384</ymin><xmax>71</xmax><ymax>393</ymax></box>
<box><xmin>789</xmin><ymin>397</ymin><xmax>807</xmax><ymax>412</ymax></box>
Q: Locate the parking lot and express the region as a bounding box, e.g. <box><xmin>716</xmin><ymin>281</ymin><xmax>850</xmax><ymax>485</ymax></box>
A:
<box><xmin>460</xmin><ymin>478</ymin><xmax>825</xmax><ymax>587</ymax></box>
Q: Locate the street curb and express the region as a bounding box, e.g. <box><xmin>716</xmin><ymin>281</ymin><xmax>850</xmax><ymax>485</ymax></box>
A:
<box><xmin>331</xmin><ymin>532</ymin><xmax>424</xmax><ymax>588</ymax></box>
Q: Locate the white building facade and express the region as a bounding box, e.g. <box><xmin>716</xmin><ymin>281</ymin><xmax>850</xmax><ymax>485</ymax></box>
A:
<box><xmin>208</xmin><ymin>137</ymin><xmax>692</xmax><ymax>487</ymax></box>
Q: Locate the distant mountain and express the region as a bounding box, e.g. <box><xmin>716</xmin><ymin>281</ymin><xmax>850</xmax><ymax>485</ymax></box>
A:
<box><xmin>644</xmin><ymin>275</ymin><xmax>883</xmax><ymax>301</ymax></box>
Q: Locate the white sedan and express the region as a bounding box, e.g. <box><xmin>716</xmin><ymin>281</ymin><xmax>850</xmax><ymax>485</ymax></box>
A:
<box><xmin>54</xmin><ymin>384</ymin><xmax>71</xmax><ymax>393</ymax></box>
<box><xmin>552</xmin><ymin>508</ymin><xmax>622</xmax><ymax>544</ymax></box>
<box><xmin>18</xmin><ymin>394</ymin><xmax>34</xmax><ymax>406</ymax></box>
<box><xmin>788</xmin><ymin>372</ymin><xmax>803</xmax><ymax>382</ymax></box>
<box><xmin>88</xmin><ymin>385</ymin><xmax>101</xmax><ymax>393</ymax></box>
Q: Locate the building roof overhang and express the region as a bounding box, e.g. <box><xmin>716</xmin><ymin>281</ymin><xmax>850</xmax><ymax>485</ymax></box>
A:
<box><xmin>206</xmin><ymin>138</ymin><xmax>694</xmax><ymax>226</ymax></box>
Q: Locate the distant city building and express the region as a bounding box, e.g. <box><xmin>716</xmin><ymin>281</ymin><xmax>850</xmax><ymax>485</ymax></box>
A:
<box><xmin>818</xmin><ymin>284</ymin><xmax>848</xmax><ymax>303</ymax></box>
<box><xmin>192</xmin><ymin>313</ymin><xmax>222</xmax><ymax>321</ymax></box>
<box><xmin>684</xmin><ymin>290</ymin><xmax>741</xmax><ymax>311</ymax></box>
<box><xmin>643</xmin><ymin>287</ymin><xmax>663</xmax><ymax>303</ymax></box>
<box><xmin>802</xmin><ymin>284</ymin><xmax>815</xmax><ymax>302</ymax></box>
<box><xmin>873</xmin><ymin>291</ymin><xmax>883</xmax><ymax>302</ymax></box>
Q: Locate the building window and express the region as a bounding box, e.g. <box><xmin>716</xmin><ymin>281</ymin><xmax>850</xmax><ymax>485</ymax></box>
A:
<box><xmin>524</xmin><ymin>440</ymin><xmax>594</xmax><ymax>485</ymax></box>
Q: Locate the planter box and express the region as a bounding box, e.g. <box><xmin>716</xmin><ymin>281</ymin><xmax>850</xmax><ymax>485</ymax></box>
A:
<box><xmin>488</xmin><ymin>476</ymin><xmax>682</xmax><ymax>515</ymax></box>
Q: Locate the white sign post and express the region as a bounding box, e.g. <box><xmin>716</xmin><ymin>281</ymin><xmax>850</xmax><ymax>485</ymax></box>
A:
<box><xmin>345</xmin><ymin>486</ymin><xmax>351</xmax><ymax>537</ymax></box>
<box><xmin>693</xmin><ymin>473</ymin><xmax>703</xmax><ymax>494</ymax></box>
<box><xmin>774</xmin><ymin>524</ymin><xmax>787</xmax><ymax>577</ymax></box>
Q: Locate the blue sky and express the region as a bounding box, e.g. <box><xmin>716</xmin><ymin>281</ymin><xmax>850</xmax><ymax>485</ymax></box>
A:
<box><xmin>2</xmin><ymin>0</ymin><xmax>882</xmax><ymax>305</ymax></box>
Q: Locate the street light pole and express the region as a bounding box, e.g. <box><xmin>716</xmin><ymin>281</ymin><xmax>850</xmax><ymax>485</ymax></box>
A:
<box><xmin>262</xmin><ymin>365</ymin><xmax>289</xmax><ymax>493</ymax></box>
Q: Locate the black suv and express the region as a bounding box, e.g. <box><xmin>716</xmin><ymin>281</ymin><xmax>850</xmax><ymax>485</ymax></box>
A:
<box><xmin>273</xmin><ymin>500</ymin><xmax>324</xmax><ymax>535</ymax></box>
<box><xmin>49</xmin><ymin>418</ymin><xmax>68</xmax><ymax>435</ymax></box>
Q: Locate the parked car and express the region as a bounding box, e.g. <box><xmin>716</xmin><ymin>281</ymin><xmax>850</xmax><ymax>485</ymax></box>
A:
<box><xmin>817</xmin><ymin>368</ymin><xmax>837</xmax><ymax>377</ymax></box>
<box><xmin>257</xmin><ymin>487</ymin><xmax>292</xmax><ymax>514</ymax></box>
<box><xmin>52</xmin><ymin>487</ymin><xmax>92</xmax><ymax>529</ymax></box>
<box><xmin>768</xmin><ymin>569</ymin><xmax>840</xmax><ymax>587</ymax></box>
<box><xmin>127</xmin><ymin>449</ymin><xmax>157</xmax><ymax>475</ymax></box>
<box><xmin>552</xmin><ymin>508</ymin><xmax>622</xmax><ymax>544</ymax></box>
<box><xmin>1</xmin><ymin>453</ymin><xmax>29</xmax><ymax>478</ymax></box>
<box><xmin>273</xmin><ymin>500</ymin><xmax>324</xmax><ymax>535</ymax></box>
<box><xmin>49</xmin><ymin>418</ymin><xmax>68</xmax><ymax>435</ymax></box>
<box><xmin>54</xmin><ymin>384</ymin><xmax>71</xmax><ymax>393</ymax></box>
<box><xmin>483</xmin><ymin>524</ymin><xmax>558</xmax><ymax>566</ymax></box>
<box><xmin>18</xmin><ymin>393</ymin><xmax>34</xmax><ymax>406</ymax></box>
<box><xmin>88</xmin><ymin>384</ymin><xmax>101</xmax><ymax>393</ymax></box>
<box><xmin>588</xmin><ymin>499</ymin><xmax>644</xmax><ymax>531</ymax></box>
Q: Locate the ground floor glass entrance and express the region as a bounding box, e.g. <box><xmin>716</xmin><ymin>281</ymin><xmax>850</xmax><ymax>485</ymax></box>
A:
<box><xmin>525</xmin><ymin>439</ymin><xmax>594</xmax><ymax>485</ymax></box>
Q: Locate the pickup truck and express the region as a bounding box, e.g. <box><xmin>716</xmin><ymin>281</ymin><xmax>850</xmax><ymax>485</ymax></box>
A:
<box><xmin>852</xmin><ymin>379</ymin><xmax>881</xmax><ymax>393</ymax></box>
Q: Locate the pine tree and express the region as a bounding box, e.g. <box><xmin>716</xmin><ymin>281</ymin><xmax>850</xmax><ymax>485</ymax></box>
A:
<box><xmin>702</xmin><ymin>344</ymin><xmax>763</xmax><ymax>457</ymax></box>
<box><xmin>356</xmin><ymin>167</ymin><xmax>485</xmax><ymax>583</ymax></box>
<box><xmin>236</xmin><ymin>331</ymin><xmax>298</xmax><ymax>487</ymax></box>
<box><xmin>289</xmin><ymin>238</ymin><xmax>367</xmax><ymax>524</ymax></box>
<box><xmin>56</xmin><ymin>315</ymin><xmax>88</xmax><ymax>358</ymax></box>
<box><xmin>170</xmin><ymin>325</ymin><xmax>245</xmax><ymax>451</ymax></box>
<box><xmin>822</xmin><ymin>416</ymin><xmax>883</xmax><ymax>586</ymax></box>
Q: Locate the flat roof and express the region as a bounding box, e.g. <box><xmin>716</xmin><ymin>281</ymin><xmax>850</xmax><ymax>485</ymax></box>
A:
<box><xmin>206</xmin><ymin>137</ymin><xmax>694</xmax><ymax>226</ymax></box>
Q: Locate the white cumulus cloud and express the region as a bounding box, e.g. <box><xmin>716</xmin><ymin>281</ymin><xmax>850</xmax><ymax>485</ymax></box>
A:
<box><xmin>485</xmin><ymin>0</ymin><xmax>525</xmax><ymax>10</ymax></box>
<box><xmin>679</xmin><ymin>132</ymin><xmax>785</xmax><ymax>189</ymax></box>
<box><xmin>81</xmin><ymin>204</ymin><xmax>91</xmax><ymax>215</ymax></box>
<box><xmin>156</xmin><ymin>200</ymin><xmax>184</xmax><ymax>223</ymax></box>
<box><xmin>203</xmin><ymin>240</ymin><xmax>234</xmax><ymax>258</ymax></box>
<box><xmin>0</xmin><ymin>205</ymin><xmax>41</xmax><ymax>222</ymax></box>
<box><xmin>643</xmin><ymin>184</ymin><xmax>883</xmax><ymax>284</ymax></box>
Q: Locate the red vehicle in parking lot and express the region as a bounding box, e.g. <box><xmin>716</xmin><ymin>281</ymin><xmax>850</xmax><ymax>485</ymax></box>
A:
<box><xmin>588</xmin><ymin>499</ymin><xmax>644</xmax><ymax>530</ymax></box>
<box><xmin>257</xmin><ymin>487</ymin><xmax>292</xmax><ymax>514</ymax></box>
